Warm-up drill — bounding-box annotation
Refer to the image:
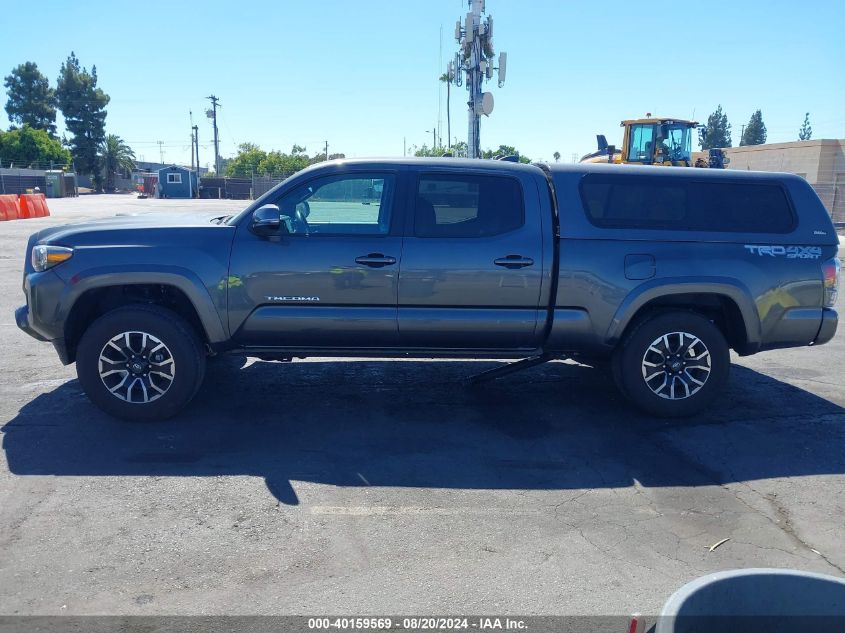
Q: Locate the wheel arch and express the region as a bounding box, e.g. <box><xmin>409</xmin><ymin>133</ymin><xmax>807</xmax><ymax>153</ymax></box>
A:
<box><xmin>608</xmin><ymin>279</ymin><xmax>760</xmax><ymax>354</ymax></box>
<box><xmin>61</xmin><ymin>270</ymin><xmax>225</xmax><ymax>364</ymax></box>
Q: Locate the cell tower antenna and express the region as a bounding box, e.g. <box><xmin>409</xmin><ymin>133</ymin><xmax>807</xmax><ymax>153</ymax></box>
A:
<box><xmin>450</xmin><ymin>0</ymin><xmax>507</xmax><ymax>158</ymax></box>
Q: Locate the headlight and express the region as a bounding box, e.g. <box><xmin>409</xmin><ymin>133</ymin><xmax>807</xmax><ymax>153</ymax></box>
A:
<box><xmin>31</xmin><ymin>245</ymin><xmax>74</xmax><ymax>272</ymax></box>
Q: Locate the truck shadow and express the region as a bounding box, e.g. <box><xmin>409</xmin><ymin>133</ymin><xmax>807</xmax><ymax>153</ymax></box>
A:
<box><xmin>3</xmin><ymin>359</ymin><xmax>844</xmax><ymax>505</ymax></box>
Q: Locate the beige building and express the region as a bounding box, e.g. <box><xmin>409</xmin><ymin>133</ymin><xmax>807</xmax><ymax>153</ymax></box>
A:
<box><xmin>720</xmin><ymin>139</ymin><xmax>845</xmax><ymax>224</ymax></box>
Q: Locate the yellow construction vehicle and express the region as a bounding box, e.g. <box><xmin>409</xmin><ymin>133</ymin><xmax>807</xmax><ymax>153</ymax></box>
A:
<box><xmin>581</xmin><ymin>116</ymin><xmax>728</xmax><ymax>168</ymax></box>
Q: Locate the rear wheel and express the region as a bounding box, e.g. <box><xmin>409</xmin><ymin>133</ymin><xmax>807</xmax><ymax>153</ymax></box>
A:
<box><xmin>613</xmin><ymin>311</ymin><xmax>729</xmax><ymax>417</ymax></box>
<box><xmin>76</xmin><ymin>305</ymin><xmax>206</xmax><ymax>421</ymax></box>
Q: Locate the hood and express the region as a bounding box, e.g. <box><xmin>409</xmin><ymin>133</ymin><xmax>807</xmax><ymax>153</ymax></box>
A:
<box><xmin>34</xmin><ymin>211</ymin><xmax>232</xmax><ymax>245</ymax></box>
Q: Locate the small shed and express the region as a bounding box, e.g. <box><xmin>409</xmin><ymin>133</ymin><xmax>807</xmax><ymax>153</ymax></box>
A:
<box><xmin>156</xmin><ymin>165</ymin><xmax>197</xmax><ymax>198</ymax></box>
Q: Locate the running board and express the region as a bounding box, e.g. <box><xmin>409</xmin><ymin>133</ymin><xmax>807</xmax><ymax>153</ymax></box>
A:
<box><xmin>466</xmin><ymin>353</ymin><xmax>562</xmax><ymax>385</ymax></box>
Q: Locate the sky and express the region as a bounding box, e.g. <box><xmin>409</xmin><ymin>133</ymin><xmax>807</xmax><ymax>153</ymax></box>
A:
<box><xmin>1</xmin><ymin>0</ymin><xmax>843</xmax><ymax>168</ymax></box>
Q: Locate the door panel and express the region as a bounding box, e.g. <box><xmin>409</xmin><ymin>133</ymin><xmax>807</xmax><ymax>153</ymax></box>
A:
<box><xmin>228</xmin><ymin>172</ymin><xmax>402</xmax><ymax>348</ymax></box>
<box><xmin>398</xmin><ymin>172</ymin><xmax>545</xmax><ymax>349</ymax></box>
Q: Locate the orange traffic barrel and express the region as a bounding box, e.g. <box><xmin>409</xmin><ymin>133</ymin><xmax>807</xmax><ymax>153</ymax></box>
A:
<box><xmin>0</xmin><ymin>194</ymin><xmax>20</xmax><ymax>220</ymax></box>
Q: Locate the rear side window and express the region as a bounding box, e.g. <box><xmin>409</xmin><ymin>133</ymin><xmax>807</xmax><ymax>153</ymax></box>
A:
<box><xmin>415</xmin><ymin>174</ymin><xmax>524</xmax><ymax>237</ymax></box>
<box><xmin>580</xmin><ymin>175</ymin><xmax>795</xmax><ymax>233</ymax></box>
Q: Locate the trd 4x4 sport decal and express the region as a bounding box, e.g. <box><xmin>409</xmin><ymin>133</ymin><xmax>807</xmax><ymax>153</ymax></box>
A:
<box><xmin>744</xmin><ymin>245</ymin><xmax>822</xmax><ymax>259</ymax></box>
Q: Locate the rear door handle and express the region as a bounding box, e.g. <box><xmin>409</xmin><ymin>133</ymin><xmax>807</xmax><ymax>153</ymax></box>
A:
<box><xmin>355</xmin><ymin>253</ymin><xmax>397</xmax><ymax>268</ymax></box>
<box><xmin>494</xmin><ymin>255</ymin><xmax>534</xmax><ymax>269</ymax></box>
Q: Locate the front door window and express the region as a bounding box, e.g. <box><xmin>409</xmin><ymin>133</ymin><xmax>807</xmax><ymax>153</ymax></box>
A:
<box><xmin>279</xmin><ymin>174</ymin><xmax>394</xmax><ymax>236</ymax></box>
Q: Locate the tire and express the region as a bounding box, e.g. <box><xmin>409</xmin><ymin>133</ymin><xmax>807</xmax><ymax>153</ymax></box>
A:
<box><xmin>76</xmin><ymin>304</ymin><xmax>206</xmax><ymax>421</ymax></box>
<box><xmin>612</xmin><ymin>311</ymin><xmax>730</xmax><ymax>417</ymax></box>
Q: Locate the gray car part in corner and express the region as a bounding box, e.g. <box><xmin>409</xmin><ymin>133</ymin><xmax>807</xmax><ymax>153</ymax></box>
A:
<box><xmin>656</xmin><ymin>567</ymin><xmax>845</xmax><ymax>632</ymax></box>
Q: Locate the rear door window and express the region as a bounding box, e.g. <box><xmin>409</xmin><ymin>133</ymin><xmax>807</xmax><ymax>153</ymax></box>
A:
<box><xmin>415</xmin><ymin>174</ymin><xmax>524</xmax><ymax>237</ymax></box>
<box><xmin>580</xmin><ymin>174</ymin><xmax>795</xmax><ymax>233</ymax></box>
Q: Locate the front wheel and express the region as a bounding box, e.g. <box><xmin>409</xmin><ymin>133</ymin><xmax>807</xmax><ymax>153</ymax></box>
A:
<box><xmin>612</xmin><ymin>311</ymin><xmax>730</xmax><ymax>417</ymax></box>
<box><xmin>76</xmin><ymin>305</ymin><xmax>206</xmax><ymax>421</ymax></box>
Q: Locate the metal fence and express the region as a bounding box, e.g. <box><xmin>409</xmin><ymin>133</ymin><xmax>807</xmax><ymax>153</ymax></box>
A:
<box><xmin>197</xmin><ymin>173</ymin><xmax>296</xmax><ymax>200</ymax></box>
<box><xmin>252</xmin><ymin>175</ymin><xmax>288</xmax><ymax>198</ymax></box>
<box><xmin>199</xmin><ymin>177</ymin><xmax>251</xmax><ymax>200</ymax></box>
<box><xmin>0</xmin><ymin>169</ymin><xmax>47</xmax><ymax>195</ymax></box>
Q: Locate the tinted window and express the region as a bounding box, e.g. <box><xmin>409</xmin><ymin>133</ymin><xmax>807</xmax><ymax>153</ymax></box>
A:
<box><xmin>580</xmin><ymin>175</ymin><xmax>795</xmax><ymax>233</ymax></box>
<box><xmin>280</xmin><ymin>174</ymin><xmax>394</xmax><ymax>235</ymax></box>
<box><xmin>415</xmin><ymin>174</ymin><xmax>524</xmax><ymax>237</ymax></box>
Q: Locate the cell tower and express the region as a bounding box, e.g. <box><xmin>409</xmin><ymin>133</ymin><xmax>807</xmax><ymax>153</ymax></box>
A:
<box><xmin>449</xmin><ymin>0</ymin><xmax>507</xmax><ymax>159</ymax></box>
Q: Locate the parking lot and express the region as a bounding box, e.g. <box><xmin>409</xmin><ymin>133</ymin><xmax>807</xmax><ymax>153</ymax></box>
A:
<box><xmin>1</xmin><ymin>195</ymin><xmax>844</xmax><ymax>616</ymax></box>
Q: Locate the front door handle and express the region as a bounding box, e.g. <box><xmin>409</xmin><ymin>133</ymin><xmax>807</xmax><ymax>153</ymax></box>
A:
<box><xmin>494</xmin><ymin>255</ymin><xmax>534</xmax><ymax>269</ymax></box>
<box><xmin>355</xmin><ymin>253</ymin><xmax>397</xmax><ymax>268</ymax></box>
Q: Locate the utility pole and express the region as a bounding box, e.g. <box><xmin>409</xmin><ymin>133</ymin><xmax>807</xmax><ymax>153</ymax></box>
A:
<box><xmin>157</xmin><ymin>140</ymin><xmax>165</xmax><ymax>164</ymax></box>
<box><xmin>189</xmin><ymin>111</ymin><xmax>195</xmax><ymax>171</ymax></box>
<box><xmin>206</xmin><ymin>95</ymin><xmax>221</xmax><ymax>175</ymax></box>
<box><xmin>450</xmin><ymin>0</ymin><xmax>507</xmax><ymax>158</ymax></box>
<box><xmin>325</xmin><ymin>140</ymin><xmax>329</xmax><ymax>161</ymax></box>
<box><xmin>193</xmin><ymin>125</ymin><xmax>200</xmax><ymax>175</ymax></box>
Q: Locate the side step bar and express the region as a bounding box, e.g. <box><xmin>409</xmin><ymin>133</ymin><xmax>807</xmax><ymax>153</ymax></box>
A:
<box><xmin>466</xmin><ymin>353</ymin><xmax>562</xmax><ymax>385</ymax></box>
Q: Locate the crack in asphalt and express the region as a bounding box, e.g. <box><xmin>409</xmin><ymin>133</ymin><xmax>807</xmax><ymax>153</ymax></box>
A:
<box><xmin>641</xmin><ymin>426</ymin><xmax>845</xmax><ymax>577</ymax></box>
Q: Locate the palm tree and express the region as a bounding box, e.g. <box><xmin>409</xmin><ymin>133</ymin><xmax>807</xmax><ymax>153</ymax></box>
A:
<box><xmin>439</xmin><ymin>73</ymin><xmax>451</xmax><ymax>150</ymax></box>
<box><xmin>101</xmin><ymin>134</ymin><xmax>136</xmax><ymax>192</ymax></box>
<box><xmin>553</xmin><ymin>151</ymin><xmax>561</xmax><ymax>162</ymax></box>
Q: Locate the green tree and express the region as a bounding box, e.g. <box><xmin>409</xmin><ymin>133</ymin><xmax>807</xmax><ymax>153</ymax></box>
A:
<box><xmin>4</xmin><ymin>62</ymin><xmax>57</xmax><ymax>136</ymax></box>
<box><xmin>451</xmin><ymin>140</ymin><xmax>468</xmax><ymax>157</ymax></box>
<box><xmin>56</xmin><ymin>52</ymin><xmax>110</xmax><ymax>186</ymax></box>
<box><xmin>100</xmin><ymin>134</ymin><xmax>136</xmax><ymax>191</ymax></box>
<box><xmin>699</xmin><ymin>105</ymin><xmax>732</xmax><ymax>149</ymax></box>
<box><xmin>226</xmin><ymin>143</ymin><xmax>345</xmax><ymax>178</ymax></box>
<box><xmin>482</xmin><ymin>145</ymin><xmax>531</xmax><ymax>163</ymax></box>
<box><xmin>740</xmin><ymin>109</ymin><xmax>767</xmax><ymax>146</ymax></box>
<box><xmin>413</xmin><ymin>143</ymin><xmax>448</xmax><ymax>157</ymax></box>
<box><xmin>798</xmin><ymin>112</ymin><xmax>812</xmax><ymax>141</ymax></box>
<box><xmin>224</xmin><ymin>142</ymin><xmax>267</xmax><ymax>177</ymax></box>
<box><xmin>259</xmin><ymin>145</ymin><xmax>311</xmax><ymax>174</ymax></box>
<box><xmin>553</xmin><ymin>151</ymin><xmax>561</xmax><ymax>162</ymax></box>
<box><xmin>0</xmin><ymin>125</ymin><xmax>71</xmax><ymax>168</ymax></box>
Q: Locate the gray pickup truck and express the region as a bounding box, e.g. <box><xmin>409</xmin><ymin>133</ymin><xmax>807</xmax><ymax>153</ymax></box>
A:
<box><xmin>16</xmin><ymin>159</ymin><xmax>840</xmax><ymax>420</ymax></box>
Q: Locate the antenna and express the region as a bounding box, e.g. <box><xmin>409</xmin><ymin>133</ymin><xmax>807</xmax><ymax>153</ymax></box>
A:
<box><xmin>449</xmin><ymin>0</ymin><xmax>508</xmax><ymax>158</ymax></box>
<box><xmin>497</xmin><ymin>51</ymin><xmax>507</xmax><ymax>86</ymax></box>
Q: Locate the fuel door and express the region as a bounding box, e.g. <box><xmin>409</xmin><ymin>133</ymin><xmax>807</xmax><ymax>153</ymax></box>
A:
<box><xmin>624</xmin><ymin>254</ymin><xmax>656</xmax><ymax>280</ymax></box>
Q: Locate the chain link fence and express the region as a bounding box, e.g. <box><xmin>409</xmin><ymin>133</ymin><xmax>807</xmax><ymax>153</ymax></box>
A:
<box><xmin>0</xmin><ymin>169</ymin><xmax>47</xmax><ymax>195</ymax></box>
<box><xmin>251</xmin><ymin>173</ymin><xmax>295</xmax><ymax>198</ymax></box>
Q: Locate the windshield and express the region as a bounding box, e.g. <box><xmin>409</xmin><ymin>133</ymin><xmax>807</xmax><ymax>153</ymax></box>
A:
<box><xmin>627</xmin><ymin>123</ymin><xmax>694</xmax><ymax>163</ymax></box>
<box><xmin>660</xmin><ymin>123</ymin><xmax>693</xmax><ymax>162</ymax></box>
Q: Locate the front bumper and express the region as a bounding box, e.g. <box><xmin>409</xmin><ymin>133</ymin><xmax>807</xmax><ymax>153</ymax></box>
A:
<box><xmin>16</xmin><ymin>304</ymin><xmax>72</xmax><ymax>364</ymax></box>
<box><xmin>814</xmin><ymin>307</ymin><xmax>838</xmax><ymax>346</ymax></box>
<box><xmin>15</xmin><ymin>304</ymin><xmax>48</xmax><ymax>341</ymax></box>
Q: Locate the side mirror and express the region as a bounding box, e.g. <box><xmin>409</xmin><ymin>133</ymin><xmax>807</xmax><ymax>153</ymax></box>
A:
<box><xmin>250</xmin><ymin>204</ymin><xmax>284</xmax><ymax>236</ymax></box>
